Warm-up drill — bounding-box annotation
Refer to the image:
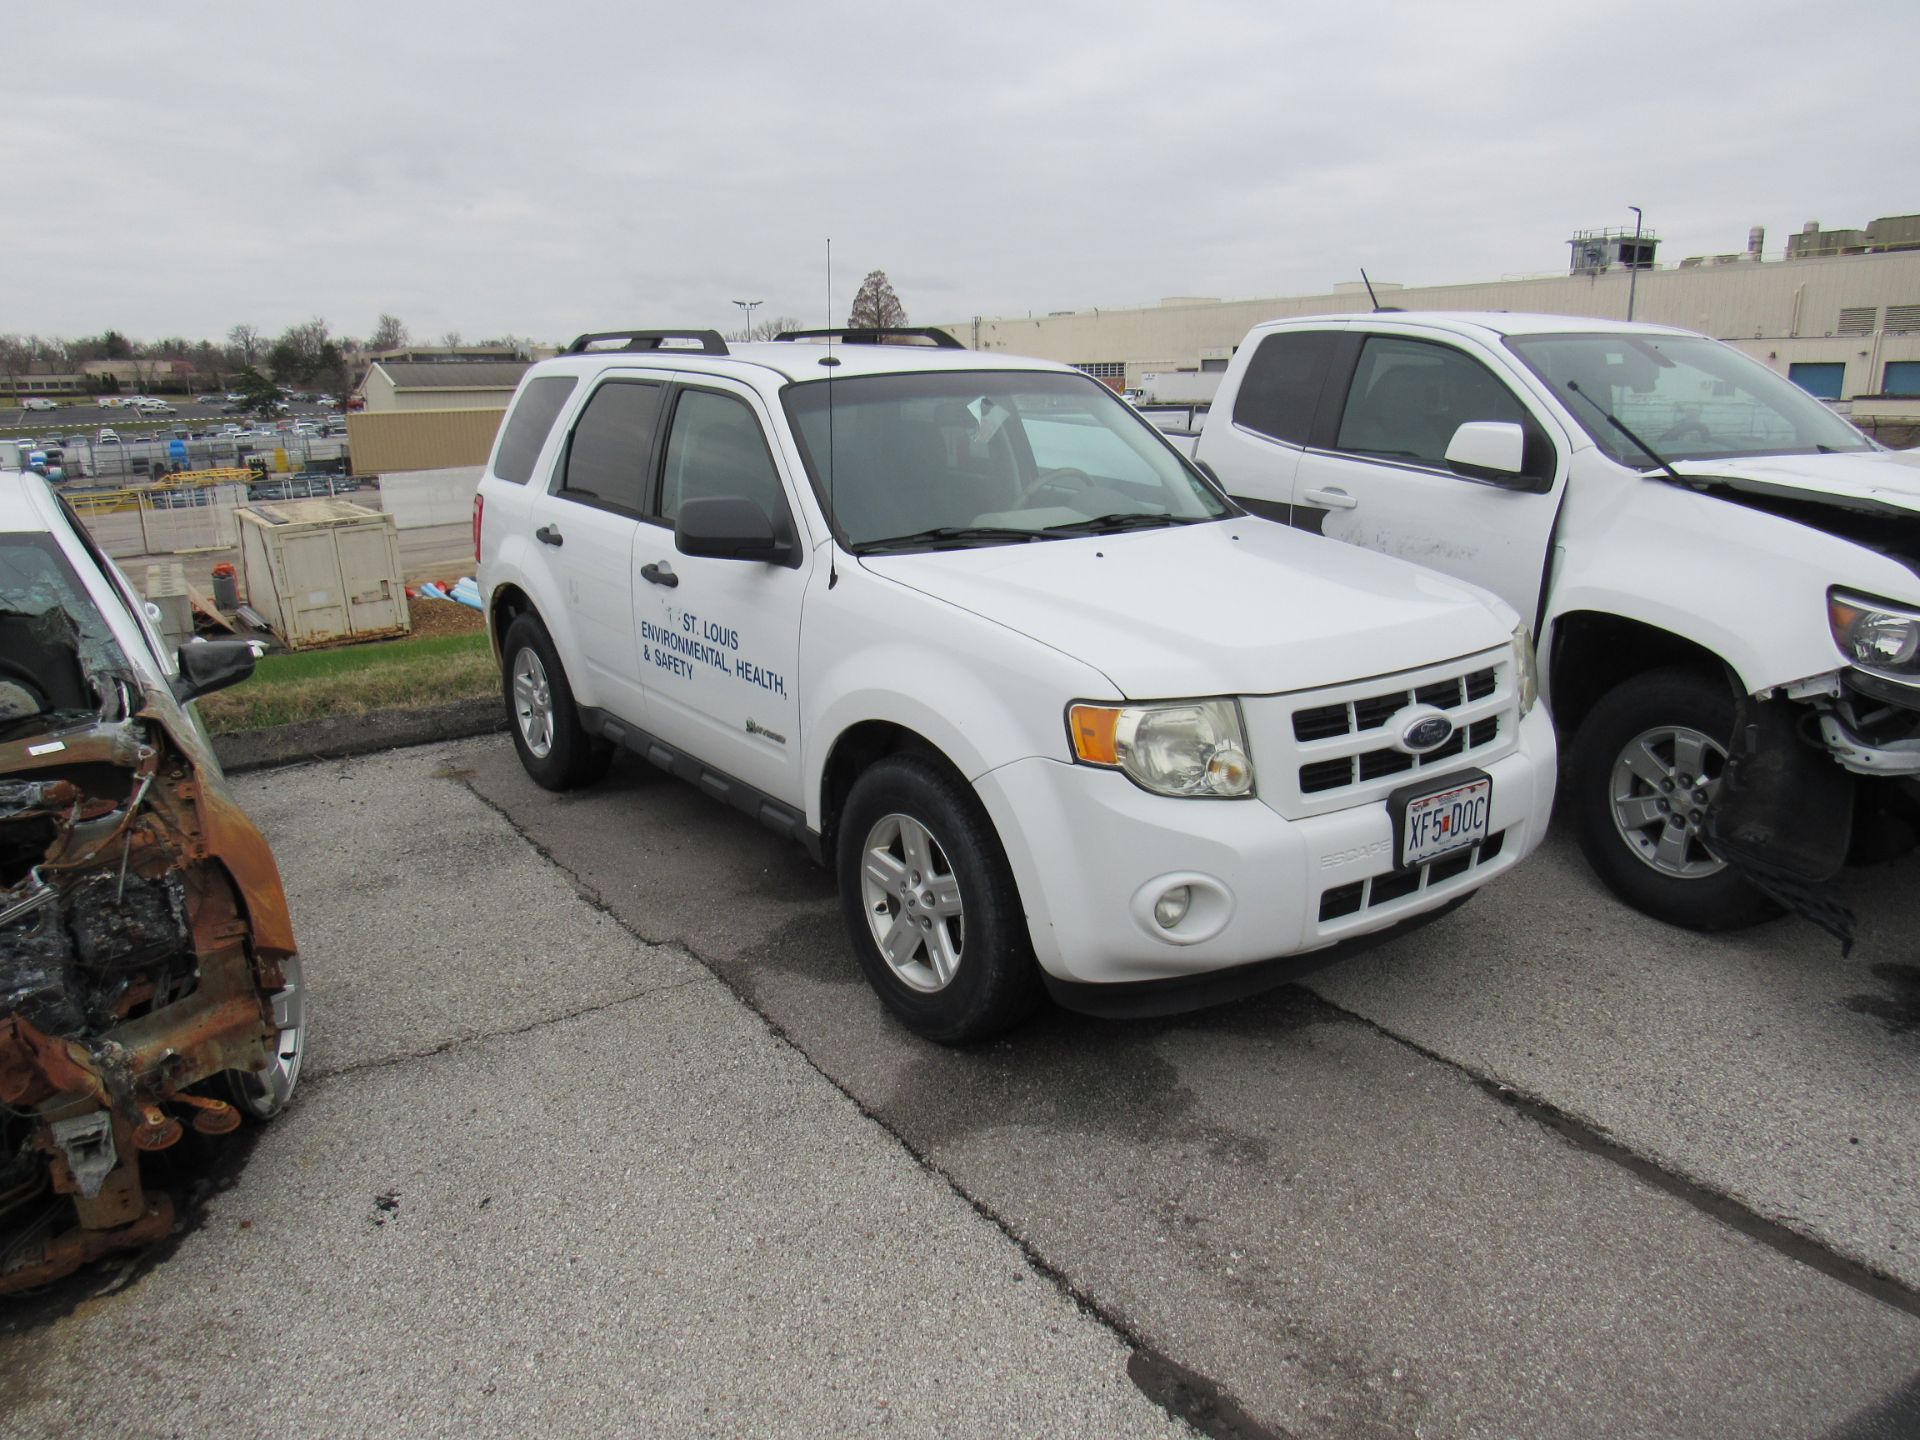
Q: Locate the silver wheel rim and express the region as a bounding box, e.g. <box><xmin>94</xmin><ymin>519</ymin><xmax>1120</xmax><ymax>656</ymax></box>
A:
<box><xmin>1608</xmin><ymin>724</ymin><xmax>1728</xmax><ymax>879</ymax></box>
<box><xmin>234</xmin><ymin>955</ymin><xmax>304</xmax><ymax>1119</ymax></box>
<box><xmin>858</xmin><ymin>813</ymin><xmax>965</xmax><ymax>993</ymax></box>
<box><xmin>512</xmin><ymin>646</ymin><xmax>554</xmax><ymax>759</ymax></box>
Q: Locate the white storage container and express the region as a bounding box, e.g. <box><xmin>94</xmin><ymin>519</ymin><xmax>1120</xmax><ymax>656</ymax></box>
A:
<box><xmin>236</xmin><ymin>499</ymin><xmax>410</xmax><ymax>649</ymax></box>
<box><xmin>141</xmin><ymin>561</ymin><xmax>193</xmax><ymax>654</ymax></box>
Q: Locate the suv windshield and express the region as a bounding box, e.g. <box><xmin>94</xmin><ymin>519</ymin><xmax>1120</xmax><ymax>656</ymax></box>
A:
<box><xmin>781</xmin><ymin>370</ymin><xmax>1230</xmax><ymax>550</ymax></box>
<box><xmin>1506</xmin><ymin>332</ymin><xmax>1876</xmax><ymax>466</ymax></box>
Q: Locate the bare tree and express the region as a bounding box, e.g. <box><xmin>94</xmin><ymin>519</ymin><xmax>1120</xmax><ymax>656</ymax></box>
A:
<box><xmin>727</xmin><ymin>314</ymin><xmax>803</xmax><ymax>343</ymax></box>
<box><xmin>847</xmin><ymin>271</ymin><xmax>907</xmax><ymax>330</ymax></box>
<box><xmin>228</xmin><ymin>324</ymin><xmax>262</xmax><ymax>368</ymax></box>
<box><xmin>440</xmin><ymin>330</ymin><xmax>464</xmax><ymax>351</ymax></box>
<box><xmin>0</xmin><ymin>335</ymin><xmax>28</xmax><ymax>402</ymax></box>
<box><xmin>369</xmin><ymin>313</ymin><xmax>409</xmax><ymax>352</ymax></box>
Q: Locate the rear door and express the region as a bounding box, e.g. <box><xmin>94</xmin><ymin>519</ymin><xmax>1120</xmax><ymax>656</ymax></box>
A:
<box><xmin>1290</xmin><ymin>330</ymin><xmax>1568</xmax><ymax>626</ymax></box>
<box><xmin>524</xmin><ymin>375</ymin><xmax>668</xmax><ymax>725</ymax></box>
<box><xmin>1197</xmin><ymin>326</ymin><xmax>1345</xmax><ymax>522</ymax></box>
<box><xmin>628</xmin><ymin>376</ymin><xmax>810</xmax><ymax>807</ymax></box>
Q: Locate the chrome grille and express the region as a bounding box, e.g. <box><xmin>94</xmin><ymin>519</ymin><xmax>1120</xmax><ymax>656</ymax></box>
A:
<box><xmin>1249</xmin><ymin>646</ymin><xmax>1518</xmax><ymax>820</ymax></box>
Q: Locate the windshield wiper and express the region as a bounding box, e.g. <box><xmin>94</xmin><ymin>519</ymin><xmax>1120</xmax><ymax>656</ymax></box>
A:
<box><xmin>1562</xmin><ymin>380</ymin><xmax>1686</xmax><ymax>484</ymax></box>
<box><xmin>855</xmin><ymin>525</ymin><xmax>1052</xmax><ymax>554</ymax></box>
<box><xmin>1040</xmin><ymin>512</ymin><xmax>1210</xmax><ymax>536</ymax></box>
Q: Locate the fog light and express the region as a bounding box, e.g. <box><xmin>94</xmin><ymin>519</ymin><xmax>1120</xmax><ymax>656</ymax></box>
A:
<box><xmin>1153</xmin><ymin>885</ymin><xmax>1192</xmax><ymax>930</ymax></box>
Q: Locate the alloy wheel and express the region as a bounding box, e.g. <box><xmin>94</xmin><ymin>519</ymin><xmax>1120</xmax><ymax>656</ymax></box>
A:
<box><xmin>858</xmin><ymin>813</ymin><xmax>966</xmax><ymax>992</ymax></box>
<box><xmin>1608</xmin><ymin>724</ymin><xmax>1728</xmax><ymax>879</ymax></box>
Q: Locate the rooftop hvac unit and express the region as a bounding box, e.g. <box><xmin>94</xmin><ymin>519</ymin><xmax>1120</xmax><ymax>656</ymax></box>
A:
<box><xmin>235</xmin><ymin>498</ymin><xmax>411</xmax><ymax>649</ymax></box>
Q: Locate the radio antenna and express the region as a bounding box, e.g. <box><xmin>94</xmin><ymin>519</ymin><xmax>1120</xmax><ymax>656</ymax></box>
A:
<box><xmin>1360</xmin><ymin>268</ymin><xmax>1382</xmax><ymax>312</ymax></box>
<box><xmin>825</xmin><ymin>237</ymin><xmax>838</xmax><ymax>587</ymax></box>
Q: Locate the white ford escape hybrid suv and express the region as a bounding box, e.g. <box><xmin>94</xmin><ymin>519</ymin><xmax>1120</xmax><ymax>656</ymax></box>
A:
<box><xmin>475</xmin><ymin>327</ymin><xmax>1557</xmax><ymax>1041</ymax></box>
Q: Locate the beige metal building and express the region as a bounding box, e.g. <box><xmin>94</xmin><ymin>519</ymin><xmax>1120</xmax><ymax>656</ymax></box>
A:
<box><xmin>943</xmin><ymin>217</ymin><xmax>1920</xmax><ymax>418</ymax></box>
<box><xmin>345</xmin><ymin>407</ymin><xmax>505</xmax><ymax>474</ymax></box>
<box><xmin>358</xmin><ymin>360</ymin><xmax>532</xmax><ymax>413</ymax></box>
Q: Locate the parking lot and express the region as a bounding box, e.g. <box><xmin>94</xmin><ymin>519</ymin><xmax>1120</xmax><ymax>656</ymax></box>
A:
<box><xmin>2</xmin><ymin>734</ymin><xmax>1914</xmax><ymax>1439</ymax></box>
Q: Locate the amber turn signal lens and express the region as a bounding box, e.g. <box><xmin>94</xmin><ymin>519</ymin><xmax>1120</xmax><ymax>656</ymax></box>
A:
<box><xmin>1068</xmin><ymin>704</ymin><xmax>1121</xmax><ymax>766</ymax></box>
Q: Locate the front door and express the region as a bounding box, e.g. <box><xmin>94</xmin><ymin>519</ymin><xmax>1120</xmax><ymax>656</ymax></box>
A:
<box><xmin>629</xmin><ymin>379</ymin><xmax>810</xmax><ymax>806</ymax></box>
<box><xmin>1290</xmin><ymin>332</ymin><xmax>1567</xmax><ymax>628</ymax></box>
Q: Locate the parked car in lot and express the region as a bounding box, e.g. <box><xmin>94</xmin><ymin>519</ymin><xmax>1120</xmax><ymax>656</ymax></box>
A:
<box><xmin>95</xmin><ymin>429</ymin><xmax>120</xmax><ymax>445</ymax></box>
<box><xmin>0</xmin><ymin>463</ymin><xmax>304</xmax><ymax>1293</ymax></box>
<box><xmin>478</xmin><ymin>327</ymin><xmax>1556</xmax><ymax>1041</ymax></box>
<box><xmin>1182</xmin><ymin>312</ymin><xmax>1920</xmax><ymax>937</ymax></box>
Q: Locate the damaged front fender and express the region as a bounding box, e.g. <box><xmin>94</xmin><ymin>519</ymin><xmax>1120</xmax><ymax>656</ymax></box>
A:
<box><xmin>1705</xmin><ymin>692</ymin><xmax>1857</xmax><ymax>950</ymax></box>
<box><xmin>1</xmin><ymin>713</ymin><xmax>300</xmax><ymax>1295</ymax></box>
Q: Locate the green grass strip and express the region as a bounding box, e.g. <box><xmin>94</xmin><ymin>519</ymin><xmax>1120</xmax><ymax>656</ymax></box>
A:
<box><xmin>198</xmin><ymin>631</ymin><xmax>500</xmax><ymax>733</ymax></box>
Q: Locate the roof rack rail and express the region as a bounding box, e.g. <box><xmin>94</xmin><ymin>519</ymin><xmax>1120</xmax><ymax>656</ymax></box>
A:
<box><xmin>563</xmin><ymin>329</ymin><xmax>731</xmax><ymax>356</ymax></box>
<box><xmin>771</xmin><ymin>327</ymin><xmax>965</xmax><ymax>350</ymax></box>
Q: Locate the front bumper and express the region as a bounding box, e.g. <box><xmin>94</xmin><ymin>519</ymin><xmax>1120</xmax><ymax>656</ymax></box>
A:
<box><xmin>973</xmin><ymin>701</ymin><xmax>1556</xmax><ymax>986</ymax></box>
<box><xmin>1817</xmin><ymin>670</ymin><xmax>1920</xmax><ymax>777</ymax></box>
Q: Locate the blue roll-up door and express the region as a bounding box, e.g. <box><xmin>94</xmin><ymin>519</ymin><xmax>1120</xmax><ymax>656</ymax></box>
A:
<box><xmin>1788</xmin><ymin>362</ymin><xmax>1845</xmax><ymax>399</ymax></box>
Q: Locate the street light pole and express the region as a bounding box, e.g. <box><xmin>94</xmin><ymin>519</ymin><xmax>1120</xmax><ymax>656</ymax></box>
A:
<box><xmin>731</xmin><ymin>299</ymin><xmax>763</xmax><ymax>342</ymax></box>
<box><xmin>1626</xmin><ymin>206</ymin><xmax>1644</xmax><ymax>322</ymax></box>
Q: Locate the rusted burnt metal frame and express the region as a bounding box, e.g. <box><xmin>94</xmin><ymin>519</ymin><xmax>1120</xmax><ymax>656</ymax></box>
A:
<box><xmin>0</xmin><ymin>705</ymin><xmax>296</xmax><ymax>1293</ymax></box>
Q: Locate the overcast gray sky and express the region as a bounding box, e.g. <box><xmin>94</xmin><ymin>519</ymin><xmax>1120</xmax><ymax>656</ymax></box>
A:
<box><xmin>7</xmin><ymin>0</ymin><xmax>1913</xmax><ymax>347</ymax></box>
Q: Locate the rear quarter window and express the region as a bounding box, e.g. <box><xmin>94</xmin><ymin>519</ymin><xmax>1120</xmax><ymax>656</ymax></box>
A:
<box><xmin>492</xmin><ymin>375</ymin><xmax>578</xmax><ymax>485</ymax></box>
<box><xmin>1232</xmin><ymin>331</ymin><xmax>1336</xmax><ymax>446</ymax></box>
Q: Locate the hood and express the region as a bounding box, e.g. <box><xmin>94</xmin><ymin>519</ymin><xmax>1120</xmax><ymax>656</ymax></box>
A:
<box><xmin>1666</xmin><ymin>452</ymin><xmax>1920</xmax><ymax>517</ymax></box>
<box><xmin>860</xmin><ymin>519</ymin><xmax>1515</xmax><ymax>698</ymax></box>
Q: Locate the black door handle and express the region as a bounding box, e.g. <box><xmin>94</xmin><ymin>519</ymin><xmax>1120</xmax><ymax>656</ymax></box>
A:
<box><xmin>641</xmin><ymin>562</ymin><xmax>679</xmax><ymax>588</ymax></box>
<box><xmin>535</xmin><ymin>525</ymin><xmax>563</xmax><ymax>547</ymax></box>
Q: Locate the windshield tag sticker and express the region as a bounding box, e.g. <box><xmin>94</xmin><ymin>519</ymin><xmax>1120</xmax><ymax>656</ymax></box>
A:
<box><xmin>27</xmin><ymin>742</ymin><xmax>66</xmax><ymax>756</ymax></box>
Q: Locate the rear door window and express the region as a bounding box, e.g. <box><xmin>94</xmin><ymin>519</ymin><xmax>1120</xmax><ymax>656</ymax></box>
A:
<box><xmin>1233</xmin><ymin>330</ymin><xmax>1336</xmax><ymax>446</ymax></box>
<box><xmin>558</xmin><ymin>380</ymin><xmax>665</xmax><ymax>514</ymax></box>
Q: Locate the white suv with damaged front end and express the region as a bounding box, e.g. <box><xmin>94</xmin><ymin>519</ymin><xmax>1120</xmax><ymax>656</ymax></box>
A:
<box><xmin>476</xmin><ymin>327</ymin><xmax>1556</xmax><ymax>1042</ymax></box>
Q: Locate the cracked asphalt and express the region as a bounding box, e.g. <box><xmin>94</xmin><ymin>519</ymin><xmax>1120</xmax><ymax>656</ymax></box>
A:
<box><xmin>4</xmin><ymin>735</ymin><xmax>1918</xmax><ymax>1439</ymax></box>
<box><xmin>0</xmin><ymin>744</ymin><xmax>1184</xmax><ymax>1440</ymax></box>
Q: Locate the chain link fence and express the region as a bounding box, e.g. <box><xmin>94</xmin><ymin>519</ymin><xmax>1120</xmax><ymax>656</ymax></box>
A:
<box><xmin>68</xmin><ymin>469</ymin><xmax>370</xmax><ymax>561</ymax></box>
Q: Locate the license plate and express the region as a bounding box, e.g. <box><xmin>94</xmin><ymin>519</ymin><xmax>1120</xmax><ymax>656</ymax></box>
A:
<box><xmin>1397</xmin><ymin>775</ymin><xmax>1492</xmax><ymax>868</ymax></box>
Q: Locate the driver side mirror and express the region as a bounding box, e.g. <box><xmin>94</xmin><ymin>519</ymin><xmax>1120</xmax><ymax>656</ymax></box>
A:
<box><xmin>1445</xmin><ymin>422</ymin><xmax>1545</xmax><ymax>490</ymax></box>
<box><xmin>674</xmin><ymin>496</ymin><xmax>796</xmax><ymax>566</ymax></box>
<box><xmin>170</xmin><ymin>639</ymin><xmax>262</xmax><ymax>705</ymax></box>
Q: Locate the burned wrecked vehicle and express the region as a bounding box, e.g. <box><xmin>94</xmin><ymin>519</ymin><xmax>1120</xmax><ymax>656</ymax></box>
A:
<box><xmin>1</xmin><ymin>471</ymin><xmax>302</xmax><ymax>1294</ymax></box>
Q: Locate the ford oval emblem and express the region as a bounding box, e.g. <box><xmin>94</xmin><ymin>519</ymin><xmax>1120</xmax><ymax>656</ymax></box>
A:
<box><xmin>1402</xmin><ymin>715</ymin><xmax>1454</xmax><ymax>753</ymax></box>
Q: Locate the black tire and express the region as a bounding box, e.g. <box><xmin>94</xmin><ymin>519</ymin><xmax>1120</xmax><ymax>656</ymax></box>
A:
<box><xmin>1566</xmin><ymin>666</ymin><xmax>1780</xmax><ymax>931</ymax></box>
<box><xmin>835</xmin><ymin>754</ymin><xmax>1041</xmax><ymax>1044</ymax></box>
<box><xmin>501</xmin><ymin>612</ymin><xmax>611</xmax><ymax>792</ymax></box>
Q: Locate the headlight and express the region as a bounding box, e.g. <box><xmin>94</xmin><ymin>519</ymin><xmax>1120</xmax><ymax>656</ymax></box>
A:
<box><xmin>1067</xmin><ymin>698</ymin><xmax>1255</xmax><ymax>798</ymax></box>
<box><xmin>1511</xmin><ymin>623</ymin><xmax>1540</xmax><ymax>717</ymax></box>
<box><xmin>1829</xmin><ymin>590</ymin><xmax>1920</xmax><ymax>676</ymax></box>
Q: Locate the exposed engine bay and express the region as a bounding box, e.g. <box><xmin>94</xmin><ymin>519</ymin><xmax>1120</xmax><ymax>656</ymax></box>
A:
<box><xmin>0</xmin><ymin>554</ymin><xmax>299</xmax><ymax>1295</ymax></box>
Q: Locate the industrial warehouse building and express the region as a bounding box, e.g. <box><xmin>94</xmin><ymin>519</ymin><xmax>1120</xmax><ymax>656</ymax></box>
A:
<box><xmin>942</xmin><ymin>214</ymin><xmax>1920</xmax><ymax>435</ymax></box>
